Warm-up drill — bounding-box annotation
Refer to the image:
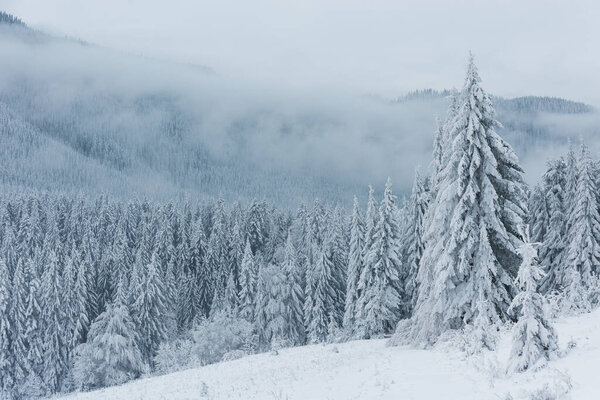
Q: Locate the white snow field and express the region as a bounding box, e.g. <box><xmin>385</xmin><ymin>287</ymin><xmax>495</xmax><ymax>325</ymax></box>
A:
<box><xmin>60</xmin><ymin>309</ymin><xmax>600</xmax><ymax>400</ymax></box>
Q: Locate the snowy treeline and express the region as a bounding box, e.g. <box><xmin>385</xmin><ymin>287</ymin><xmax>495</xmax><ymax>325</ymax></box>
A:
<box><xmin>0</xmin><ymin>12</ymin><xmax>23</xmax><ymax>26</ymax></box>
<box><xmin>0</xmin><ymin>176</ymin><xmax>415</xmax><ymax>398</ymax></box>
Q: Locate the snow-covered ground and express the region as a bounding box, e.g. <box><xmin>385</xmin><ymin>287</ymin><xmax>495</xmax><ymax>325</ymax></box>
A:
<box><xmin>59</xmin><ymin>309</ymin><xmax>600</xmax><ymax>400</ymax></box>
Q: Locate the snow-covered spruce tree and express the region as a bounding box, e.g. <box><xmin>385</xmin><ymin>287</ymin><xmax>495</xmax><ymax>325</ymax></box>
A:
<box><xmin>10</xmin><ymin>258</ymin><xmax>28</xmax><ymax>388</ymax></box>
<box><xmin>190</xmin><ymin>217</ymin><xmax>211</xmax><ymax>319</ymax></box>
<box><xmin>72</xmin><ymin>302</ymin><xmax>145</xmax><ymax>390</ymax></box>
<box><xmin>564</xmin><ymin>142</ymin><xmax>578</xmax><ymax>227</ymax></box>
<box><xmin>41</xmin><ymin>251</ymin><xmax>68</xmax><ymax>392</ymax></box>
<box><xmin>281</xmin><ymin>235</ymin><xmax>305</xmax><ymax>345</ymax></box>
<box><xmin>23</xmin><ymin>257</ymin><xmax>44</xmax><ymax>391</ymax></box>
<box><xmin>430</xmin><ymin>117</ymin><xmax>445</xmax><ymax>190</ymax></box>
<box><xmin>0</xmin><ymin>258</ymin><xmax>14</xmax><ymax>395</ymax></box>
<box><xmin>69</xmin><ymin>249</ymin><xmax>91</xmax><ymax>349</ymax></box>
<box><xmin>238</xmin><ymin>239</ymin><xmax>257</xmax><ymax>322</ymax></box>
<box><xmin>562</xmin><ymin>143</ymin><xmax>600</xmax><ymax>309</ymax></box>
<box><xmin>302</xmin><ymin>227</ymin><xmax>318</xmax><ymax>338</ymax></box>
<box><xmin>362</xmin><ymin>186</ymin><xmax>379</xmax><ymax>264</ymax></box>
<box><xmin>132</xmin><ymin>253</ymin><xmax>169</xmax><ymax>366</ymax></box>
<box><xmin>262</xmin><ymin>264</ymin><xmax>287</xmax><ymax>347</ymax></box>
<box><xmin>538</xmin><ymin>159</ymin><xmax>568</xmax><ymax>294</ymax></box>
<box><xmin>529</xmin><ymin>184</ymin><xmax>549</xmax><ymax>245</ymax></box>
<box><xmin>507</xmin><ymin>228</ymin><xmax>558</xmax><ymax>373</ymax></box>
<box><xmin>224</xmin><ymin>271</ymin><xmax>239</xmax><ymax>316</ymax></box>
<box><xmin>355</xmin><ymin>178</ymin><xmax>403</xmax><ymax>338</ymax></box>
<box><xmin>254</xmin><ymin>261</ymin><xmax>269</xmax><ymax>347</ymax></box>
<box><xmin>402</xmin><ymin>171</ymin><xmax>430</xmax><ymax>313</ymax></box>
<box><xmin>393</xmin><ymin>54</ymin><xmax>528</xmax><ymax>347</ymax></box>
<box><xmin>246</xmin><ymin>200</ymin><xmax>270</xmax><ymax>255</ymax></box>
<box><xmin>328</xmin><ymin>206</ymin><xmax>348</xmax><ymax>326</ymax></box>
<box><xmin>343</xmin><ymin>197</ymin><xmax>365</xmax><ymax>334</ymax></box>
<box><xmin>307</xmin><ymin>244</ymin><xmax>336</xmax><ymax>343</ymax></box>
<box><xmin>204</xmin><ymin>204</ymin><xmax>229</xmax><ymax>313</ymax></box>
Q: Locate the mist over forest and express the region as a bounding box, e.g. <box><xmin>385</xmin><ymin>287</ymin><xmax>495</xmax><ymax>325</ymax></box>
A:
<box><xmin>0</xmin><ymin>16</ymin><xmax>597</xmax><ymax>207</ymax></box>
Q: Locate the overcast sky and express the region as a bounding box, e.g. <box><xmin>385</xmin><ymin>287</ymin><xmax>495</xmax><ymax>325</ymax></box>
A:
<box><xmin>3</xmin><ymin>0</ymin><xmax>600</xmax><ymax>105</ymax></box>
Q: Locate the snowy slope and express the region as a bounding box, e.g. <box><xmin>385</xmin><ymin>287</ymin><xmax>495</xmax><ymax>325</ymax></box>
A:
<box><xmin>59</xmin><ymin>309</ymin><xmax>600</xmax><ymax>400</ymax></box>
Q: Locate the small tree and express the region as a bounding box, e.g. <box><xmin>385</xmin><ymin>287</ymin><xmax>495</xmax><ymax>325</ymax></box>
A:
<box><xmin>72</xmin><ymin>303</ymin><xmax>146</xmax><ymax>390</ymax></box>
<box><xmin>508</xmin><ymin>227</ymin><xmax>558</xmax><ymax>373</ymax></box>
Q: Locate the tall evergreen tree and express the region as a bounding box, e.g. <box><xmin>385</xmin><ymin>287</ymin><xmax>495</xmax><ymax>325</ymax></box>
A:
<box><xmin>281</xmin><ymin>235</ymin><xmax>305</xmax><ymax>345</ymax></box>
<box><xmin>132</xmin><ymin>253</ymin><xmax>168</xmax><ymax>365</ymax></box>
<box><xmin>328</xmin><ymin>206</ymin><xmax>347</xmax><ymax>325</ymax></box>
<box><xmin>528</xmin><ymin>184</ymin><xmax>549</xmax><ymax>244</ymax></box>
<box><xmin>563</xmin><ymin>143</ymin><xmax>600</xmax><ymax>303</ymax></box>
<box><xmin>223</xmin><ymin>271</ymin><xmax>239</xmax><ymax>316</ymax></box>
<box><xmin>343</xmin><ymin>197</ymin><xmax>365</xmax><ymax>334</ymax></box>
<box><xmin>394</xmin><ymin>54</ymin><xmax>528</xmax><ymax>347</ymax></box>
<box><xmin>402</xmin><ymin>171</ymin><xmax>430</xmax><ymax>312</ymax></box>
<box><xmin>0</xmin><ymin>258</ymin><xmax>14</xmax><ymax>394</ymax></box>
<box><xmin>24</xmin><ymin>257</ymin><xmax>43</xmax><ymax>384</ymax></box>
<box><xmin>41</xmin><ymin>251</ymin><xmax>67</xmax><ymax>391</ymax></box>
<box><xmin>11</xmin><ymin>258</ymin><xmax>28</xmax><ymax>387</ymax></box>
<box><xmin>539</xmin><ymin>159</ymin><xmax>568</xmax><ymax>293</ymax></box>
<box><xmin>306</xmin><ymin>244</ymin><xmax>336</xmax><ymax>343</ymax></box>
<box><xmin>356</xmin><ymin>178</ymin><xmax>403</xmax><ymax>338</ymax></box>
<box><xmin>238</xmin><ymin>240</ymin><xmax>256</xmax><ymax>322</ymax></box>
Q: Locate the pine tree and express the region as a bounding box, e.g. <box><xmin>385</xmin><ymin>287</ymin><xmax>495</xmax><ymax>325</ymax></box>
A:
<box><xmin>41</xmin><ymin>251</ymin><xmax>67</xmax><ymax>392</ymax></box>
<box><xmin>356</xmin><ymin>178</ymin><xmax>403</xmax><ymax>338</ymax></box>
<box><xmin>343</xmin><ymin>197</ymin><xmax>365</xmax><ymax>334</ymax></box>
<box><xmin>72</xmin><ymin>250</ymin><xmax>90</xmax><ymax>347</ymax></box>
<box><xmin>238</xmin><ymin>240</ymin><xmax>256</xmax><ymax>322</ymax></box>
<box><xmin>430</xmin><ymin>117</ymin><xmax>445</xmax><ymax>190</ymax></box>
<box><xmin>254</xmin><ymin>262</ymin><xmax>269</xmax><ymax>347</ymax></box>
<box><xmin>402</xmin><ymin>171</ymin><xmax>430</xmax><ymax>313</ymax></box>
<box><xmin>307</xmin><ymin>245</ymin><xmax>336</xmax><ymax>343</ymax></box>
<box><xmin>190</xmin><ymin>218</ymin><xmax>211</xmax><ymax>318</ymax></box>
<box><xmin>281</xmin><ymin>235</ymin><xmax>305</xmax><ymax>345</ymax></box>
<box><xmin>564</xmin><ymin>143</ymin><xmax>600</xmax><ymax>294</ymax></box>
<box><xmin>0</xmin><ymin>258</ymin><xmax>14</xmax><ymax>394</ymax></box>
<box><xmin>529</xmin><ymin>184</ymin><xmax>549</xmax><ymax>244</ymax></box>
<box><xmin>11</xmin><ymin>258</ymin><xmax>28</xmax><ymax>386</ymax></box>
<box><xmin>24</xmin><ymin>257</ymin><xmax>43</xmax><ymax>383</ymax></box>
<box><xmin>72</xmin><ymin>303</ymin><xmax>145</xmax><ymax>390</ymax></box>
<box><xmin>205</xmin><ymin>204</ymin><xmax>229</xmax><ymax>313</ymax></box>
<box><xmin>263</xmin><ymin>265</ymin><xmax>287</xmax><ymax>347</ymax></box>
<box><xmin>246</xmin><ymin>200</ymin><xmax>269</xmax><ymax>255</ymax></box>
<box><xmin>224</xmin><ymin>271</ymin><xmax>239</xmax><ymax>316</ymax></box>
<box><xmin>564</xmin><ymin>141</ymin><xmax>578</xmax><ymax>229</ymax></box>
<box><xmin>132</xmin><ymin>253</ymin><xmax>168</xmax><ymax>365</ymax></box>
<box><xmin>394</xmin><ymin>54</ymin><xmax>528</xmax><ymax>347</ymax></box>
<box><xmin>362</xmin><ymin>186</ymin><xmax>378</xmax><ymax>260</ymax></box>
<box><xmin>539</xmin><ymin>159</ymin><xmax>568</xmax><ymax>293</ymax></box>
<box><xmin>508</xmin><ymin>228</ymin><xmax>558</xmax><ymax>373</ymax></box>
<box><xmin>328</xmin><ymin>206</ymin><xmax>347</xmax><ymax>326</ymax></box>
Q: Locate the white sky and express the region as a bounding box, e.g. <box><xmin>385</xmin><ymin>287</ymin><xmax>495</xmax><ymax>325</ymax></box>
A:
<box><xmin>3</xmin><ymin>0</ymin><xmax>600</xmax><ymax>105</ymax></box>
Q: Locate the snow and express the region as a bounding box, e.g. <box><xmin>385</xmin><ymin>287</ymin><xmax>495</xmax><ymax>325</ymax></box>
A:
<box><xmin>58</xmin><ymin>308</ymin><xmax>600</xmax><ymax>400</ymax></box>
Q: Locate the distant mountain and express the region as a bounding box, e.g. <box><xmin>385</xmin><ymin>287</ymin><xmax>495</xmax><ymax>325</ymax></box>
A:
<box><xmin>394</xmin><ymin>89</ymin><xmax>593</xmax><ymax>114</ymax></box>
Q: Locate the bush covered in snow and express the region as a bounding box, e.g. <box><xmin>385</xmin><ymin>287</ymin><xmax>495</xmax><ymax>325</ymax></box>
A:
<box><xmin>154</xmin><ymin>312</ymin><xmax>254</xmax><ymax>373</ymax></box>
<box><xmin>72</xmin><ymin>304</ymin><xmax>147</xmax><ymax>391</ymax></box>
